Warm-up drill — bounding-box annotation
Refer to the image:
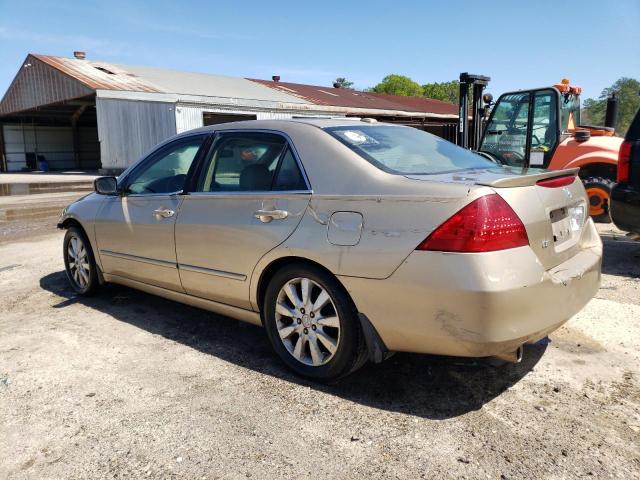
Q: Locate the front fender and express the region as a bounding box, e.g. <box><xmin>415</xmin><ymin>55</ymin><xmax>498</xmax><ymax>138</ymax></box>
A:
<box><xmin>57</xmin><ymin>193</ymin><xmax>106</xmax><ymax>271</ymax></box>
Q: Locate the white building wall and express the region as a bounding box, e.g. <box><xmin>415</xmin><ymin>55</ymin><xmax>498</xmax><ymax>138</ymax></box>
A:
<box><xmin>174</xmin><ymin>104</ymin><xmax>333</xmax><ymax>134</ymax></box>
<box><xmin>175</xmin><ymin>105</ymin><xmax>205</xmax><ymax>133</ymax></box>
<box><xmin>96</xmin><ymin>98</ymin><xmax>177</xmax><ymax>171</ymax></box>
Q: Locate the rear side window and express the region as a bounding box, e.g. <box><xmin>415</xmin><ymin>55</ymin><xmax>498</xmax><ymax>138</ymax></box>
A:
<box><xmin>273</xmin><ymin>148</ymin><xmax>307</xmax><ymax>190</ymax></box>
<box><xmin>325</xmin><ymin>125</ymin><xmax>493</xmax><ymax>175</ymax></box>
<box><xmin>197</xmin><ymin>132</ymin><xmax>307</xmax><ymax>192</ymax></box>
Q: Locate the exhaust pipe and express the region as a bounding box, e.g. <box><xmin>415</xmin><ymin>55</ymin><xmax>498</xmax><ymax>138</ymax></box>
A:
<box><xmin>493</xmin><ymin>345</ymin><xmax>523</xmax><ymax>363</ymax></box>
<box><xmin>605</xmin><ymin>93</ymin><xmax>618</xmax><ymax>131</ymax></box>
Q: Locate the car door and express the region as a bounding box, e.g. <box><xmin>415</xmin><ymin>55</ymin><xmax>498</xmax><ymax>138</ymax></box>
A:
<box><xmin>95</xmin><ymin>134</ymin><xmax>207</xmax><ymax>291</ymax></box>
<box><xmin>175</xmin><ymin>131</ymin><xmax>311</xmax><ymax>309</ymax></box>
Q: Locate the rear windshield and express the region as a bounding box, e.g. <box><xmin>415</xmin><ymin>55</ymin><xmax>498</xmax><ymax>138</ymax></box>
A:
<box><xmin>324</xmin><ymin>125</ymin><xmax>494</xmax><ymax>175</ymax></box>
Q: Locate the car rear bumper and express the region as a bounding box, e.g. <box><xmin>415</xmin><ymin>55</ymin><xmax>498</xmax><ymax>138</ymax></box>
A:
<box><xmin>611</xmin><ymin>183</ymin><xmax>640</xmax><ymax>235</ymax></box>
<box><xmin>339</xmin><ymin>219</ymin><xmax>602</xmax><ymax>358</ymax></box>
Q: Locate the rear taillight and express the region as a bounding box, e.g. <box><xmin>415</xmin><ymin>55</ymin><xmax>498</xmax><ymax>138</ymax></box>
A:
<box><xmin>416</xmin><ymin>194</ymin><xmax>529</xmax><ymax>252</ymax></box>
<box><xmin>617</xmin><ymin>140</ymin><xmax>632</xmax><ymax>183</ymax></box>
<box><xmin>536</xmin><ymin>175</ymin><xmax>575</xmax><ymax>188</ymax></box>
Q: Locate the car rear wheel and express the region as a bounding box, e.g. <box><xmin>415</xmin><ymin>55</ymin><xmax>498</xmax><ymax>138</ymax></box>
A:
<box><xmin>63</xmin><ymin>226</ymin><xmax>99</xmax><ymax>295</ymax></box>
<box><xmin>263</xmin><ymin>264</ymin><xmax>366</xmax><ymax>380</ymax></box>
<box><xmin>583</xmin><ymin>176</ymin><xmax>613</xmax><ymax>223</ymax></box>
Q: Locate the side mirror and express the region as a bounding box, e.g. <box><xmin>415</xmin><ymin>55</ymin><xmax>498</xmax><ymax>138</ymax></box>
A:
<box><xmin>94</xmin><ymin>176</ymin><xmax>118</xmax><ymax>195</ymax></box>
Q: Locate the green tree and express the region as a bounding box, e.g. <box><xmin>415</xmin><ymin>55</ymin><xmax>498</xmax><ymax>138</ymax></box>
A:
<box><xmin>582</xmin><ymin>77</ymin><xmax>640</xmax><ymax>136</ymax></box>
<box><xmin>421</xmin><ymin>80</ymin><xmax>459</xmax><ymax>104</ymax></box>
<box><xmin>334</xmin><ymin>77</ymin><xmax>354</xmax><ymax>89</ymax></box>
<box><xmin>372</xmin><ymin>74</ymin><xmax>423</xmax><ymax>97</ymax></box>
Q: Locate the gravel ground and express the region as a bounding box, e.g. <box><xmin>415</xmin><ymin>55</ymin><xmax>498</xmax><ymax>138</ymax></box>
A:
<box><xmin>0</xmin><ymin>210</ymin><xmax>639</xmax><ymax>478</ymax></box>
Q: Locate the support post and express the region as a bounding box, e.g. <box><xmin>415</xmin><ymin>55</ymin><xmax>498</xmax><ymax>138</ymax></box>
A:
<box><xmin>458</xmin><ymin>78</ymin><xmax>469</xmax><ymax>148</ymax></box>
<box><xmin>458</xmin><ymin>73</ymin><xmax>491</xmax><ymax>150</ymax></box>
<box><xmin>0</xmin><ymin>123</ymin><xmax>6</xmax><ymax>172</ymax></box>
<box><xmin>71</xmin><ymin>105</ymin><xmax>88</xmax><ymax>169</ymax></box>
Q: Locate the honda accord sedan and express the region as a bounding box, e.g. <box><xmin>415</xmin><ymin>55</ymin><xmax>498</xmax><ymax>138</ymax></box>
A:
<box><xmin>58</xmin><ymin>119</ymin><xmax>602</xmax><ymax>380</ymax></box>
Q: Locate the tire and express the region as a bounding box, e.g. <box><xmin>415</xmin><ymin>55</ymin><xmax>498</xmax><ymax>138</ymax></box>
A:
<box><xmin>263</xmin><ymin>263</ymin><xmax>367</xmax><ymax>381</ymax></box>
<box><xmin>583</xmin><ymin>176</ymin><xmax>613</xmax><ymax>223</ymax></box>
<box><xmin>63</xmin><ymin>226</ymin><xmax>100</xmax><ymax>295</ymax></box>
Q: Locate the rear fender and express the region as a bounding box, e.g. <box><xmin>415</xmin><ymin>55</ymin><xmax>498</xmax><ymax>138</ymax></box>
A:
<box><xmin>559</xmin><ymin>153</ymin><xmax>618</xmax><ymax>172</ymax></box>
<box><xmin>248</xmin><ymin>189</ymin><xmax>482</xmax><ymax>310</ymax></box>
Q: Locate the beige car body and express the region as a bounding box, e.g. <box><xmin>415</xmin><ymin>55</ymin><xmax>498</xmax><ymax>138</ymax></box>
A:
<box><xmin>59</xmin><ymin>119</ymin><xmax>602</xmax><ymax>361</ymax></box>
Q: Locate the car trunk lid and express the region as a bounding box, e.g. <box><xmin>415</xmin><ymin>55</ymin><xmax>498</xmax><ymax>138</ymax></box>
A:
<box><xmin>496</xmin><ymin>172</ymin><xmax>588</xmax><ymax>269</ymax></box>
<box><xmin>407</xmin><ymin>167</ymin><xmax>589</xmax><ymax>269</ymax></box>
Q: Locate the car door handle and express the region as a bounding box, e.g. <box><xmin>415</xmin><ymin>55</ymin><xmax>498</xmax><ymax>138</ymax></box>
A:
<box><xmin>254</xmin><ymin>209</ymin><xmax>288</xmax><ymax>222</ymax></box>
<box><xmin>153</xmin><ymin>208</ymin><xmax>175</xmax><ymax>219</ymax></box>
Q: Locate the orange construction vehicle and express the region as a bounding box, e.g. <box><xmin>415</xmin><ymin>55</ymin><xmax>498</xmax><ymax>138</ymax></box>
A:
<box><xmin>458</xmin><ymin>73</ymin><xmax>622</xmax><ymax>221</ymax></box>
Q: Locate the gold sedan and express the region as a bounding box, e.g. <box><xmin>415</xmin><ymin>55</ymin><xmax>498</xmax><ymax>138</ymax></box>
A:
<box><xmin>59</xmin><ymin>119</ymin><xmax>602</xmax><ymax>380</ymax></box>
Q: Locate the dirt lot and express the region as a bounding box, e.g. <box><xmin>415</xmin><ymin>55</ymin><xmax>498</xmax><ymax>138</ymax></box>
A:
<box><xmin>1</xmin><ymin>198</ymin><xmax>639</xmax><ymax>479</ymax></box>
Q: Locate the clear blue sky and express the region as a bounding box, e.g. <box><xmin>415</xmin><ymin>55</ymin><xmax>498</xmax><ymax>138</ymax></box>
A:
<box><xmin>1</xmin><ymin>0</ymin><xmax>639</xmax><ymax>102</ymax></box>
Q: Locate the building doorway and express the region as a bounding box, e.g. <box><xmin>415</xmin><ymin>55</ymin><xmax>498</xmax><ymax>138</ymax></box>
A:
<box><xmin>202</xmin><ymin>112</ymin><xmax>257</xmax><ymax>126</ymax></box>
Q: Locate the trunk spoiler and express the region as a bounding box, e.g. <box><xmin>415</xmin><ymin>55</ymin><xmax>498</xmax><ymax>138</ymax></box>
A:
<box><xmin>475</xmin><ymin>168</ymin><xmax>580</xmax><ymax>188</ymax></box>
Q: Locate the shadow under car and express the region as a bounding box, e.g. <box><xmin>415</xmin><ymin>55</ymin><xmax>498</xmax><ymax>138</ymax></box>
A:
<box><xmin>40</xmin><ymin>270</ymin><xmax>546</xmax><ymax>420</ymax></box>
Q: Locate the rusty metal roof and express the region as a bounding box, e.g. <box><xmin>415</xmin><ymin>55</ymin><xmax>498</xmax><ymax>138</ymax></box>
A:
<box><xmin>1</xmin><ymin>53</ymin><xmax>458</xmax><ymax>118</ymax></box>
<box><xmin>33</xmin><ymin>54</ymin><xmax>309</xmax><ymax>103</ymax></box>
<box><xmin>365</xmin><ymin>92</ymin><xmax>458</xmax><ymax>116</ymax></box>
<box><xmin>249</xmin><ymin>79</ymin><xmax>457</xmax><ymax>116</ymax></box>
<box><xmin>33</xmin><ymin>54</ymin><xmax>164</xmax><ymax>93</ymax></box>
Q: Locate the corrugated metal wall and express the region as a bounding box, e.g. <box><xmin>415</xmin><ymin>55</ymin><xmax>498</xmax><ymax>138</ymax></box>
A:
<box><xmin>96</xmin><ymin>98</ymin><xmax>176</xmax><ymax>170</ymax></box>
<box><xmin>96</xmin><ymin>100</ymin><xmax>342</xmax><ymax>170</ymax></box>
<box><xmin>1</xmin><ymin>124</ymin><xmax>99</xmax><ymax>171</ymax></box>
<box><xmin>175</xmin><ymin>105</ymin><xmax>204</xmax><ymax>133</ymax></box>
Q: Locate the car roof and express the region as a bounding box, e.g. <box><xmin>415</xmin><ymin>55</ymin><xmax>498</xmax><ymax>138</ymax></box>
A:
<box><xmin>178</xmin><ymin>118</ymin><xmax>400</xmax><ymax>138</ymax></box>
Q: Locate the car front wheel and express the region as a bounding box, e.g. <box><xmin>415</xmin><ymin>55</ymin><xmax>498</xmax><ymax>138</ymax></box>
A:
<box><xmin>63</xmin><ymin>226</ymin><xmax>99</xmax><ymax>295</ymax></box>
<box><xmin>263</xmin><ymin>264</ymin><xmax>366</xmax><ymax>380</ymax></box>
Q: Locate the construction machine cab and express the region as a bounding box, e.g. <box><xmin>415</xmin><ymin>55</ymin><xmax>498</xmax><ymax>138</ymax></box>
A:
<box><xmin>479</xmin><ymin>87</ymin><xmax>563</xmax><ymax>168</ymax></box>
<box><xmin>473</xmin><ymin>78</ymin><xmax>617</xmax><ymax>170</ymax></box>
<box><xmin>460</xmin><ymin>74</ymin><xmax>623</xmax><ymax>221</ymax></box>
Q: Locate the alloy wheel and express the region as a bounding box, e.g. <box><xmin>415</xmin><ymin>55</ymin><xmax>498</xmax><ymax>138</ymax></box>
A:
<box><xmin>275</xmin><ymin>277</ymin><xmax>341</xmax><ymax>366</ymax></box>
<box><xmin>67</xmin><ymin>235</ymin><xmax>90</xmax><ymax>289</ymax></box>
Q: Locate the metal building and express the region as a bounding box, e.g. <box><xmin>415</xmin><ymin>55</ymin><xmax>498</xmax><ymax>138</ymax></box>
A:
<box><xmin>0</xmin><ymin>53</ymin><xmax>458</xmax><ymax>173</ymax></box>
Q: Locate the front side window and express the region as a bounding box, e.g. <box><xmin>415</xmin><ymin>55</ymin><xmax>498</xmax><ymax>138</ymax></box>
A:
<box><xmin>198</xmin><ymin>132</ymin><xmax>307</xmax><ymax>192</ymax></box>
<box><xmin>325</xmin><ymin>125</ymin><xmax>493</xmax><ymax>175</ymax></box>
<box><xmin>481</xmin><ymin>92</ymin><xmax>530</xmax><ymax>167</ymax></box>
<box><xmin>125</xmin><ymin>135</ymin><xmax>205</xmax><ymax>194</ymax></box>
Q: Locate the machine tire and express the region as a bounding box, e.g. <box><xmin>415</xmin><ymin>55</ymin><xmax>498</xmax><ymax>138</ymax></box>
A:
<box><xmin>583</xmin><ymin>176</ymin><xmax>613</xmax><ymax>223</ymax></box>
